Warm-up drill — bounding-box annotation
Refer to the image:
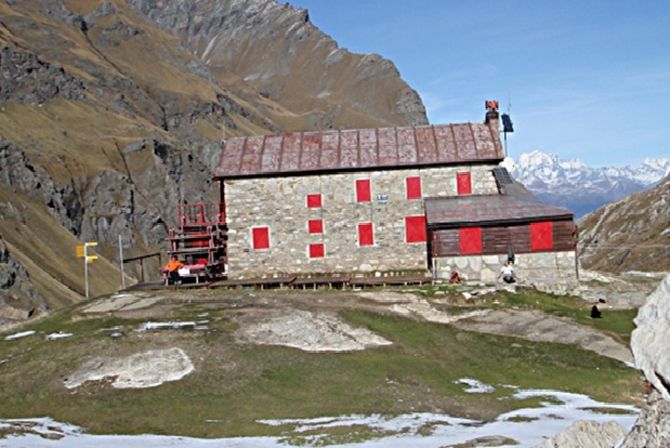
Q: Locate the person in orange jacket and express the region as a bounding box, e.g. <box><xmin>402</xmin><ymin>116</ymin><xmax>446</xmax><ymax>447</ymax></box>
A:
<box><xmin>165</xmin><ymin>255</ymin><xmax>184</xmax><ymax>285</ymax></box>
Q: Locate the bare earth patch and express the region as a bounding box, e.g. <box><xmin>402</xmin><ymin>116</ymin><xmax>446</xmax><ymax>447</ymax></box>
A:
<box><xmin>64</xmin><ymin>347</ymin><xmax>194</xmax><ymax>389</ymax></box>
<box><xmin>236</xmin><ymin>309</ymin><xmax>392</xmax><ymax>352</ymax></box>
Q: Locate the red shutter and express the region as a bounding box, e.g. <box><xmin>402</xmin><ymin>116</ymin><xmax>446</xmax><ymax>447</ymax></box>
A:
<box><xmin>457</xmin><ymin>172</ymin><xmax>472</xmax><ymax>195</ymax></box>
<box><xmin>358</xmin><ymin>223</ymin><xmax>374</xmax><ymax>246</ymax></box>
<box><xmin>306</xmin><ymin>193</ymin><xmax>322</xmax><ymax>208</ymax></box>
<box><xmin>459</xmin><ymin>227</ymin><xmax>482</xmax><ymax>254</ymax></box>
<box><xmin>530</xmin><ymin>221</ymin><xmax>554</xmax><ymax>251</ymax></box>
<box><xmin>355</xmin><ymin>179</ymin><xmax>371</xmax><ymax>202</ymax></box>
<box><xmin>406</xmin><ymin>176</ymin><xmax>422</xmax><ymax>200</ymax></box>
<box><xmin>252</xmin><ymin>227</ymin><xmax>270</xmax><ymax>250</ymax></box>
<box><xmin>308</xmin><ymin>219</ymin><xmax>323</xmax><ymax>234</ymax></box>
<box><xmin>405</xmin><ymin>216</ymin><xmax>427</xmax><ymax>243</ymax></box>
<box><xmin>309</xmin><ymin>243</ymin><xmax>325</xmax><ymax>258</ymax></box>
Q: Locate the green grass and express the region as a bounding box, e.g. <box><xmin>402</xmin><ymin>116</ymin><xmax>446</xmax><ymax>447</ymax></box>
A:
<box><xmin>0</xmin><ymin>304</ymin><xmax>641</xmax><ymax>438</ymax></box>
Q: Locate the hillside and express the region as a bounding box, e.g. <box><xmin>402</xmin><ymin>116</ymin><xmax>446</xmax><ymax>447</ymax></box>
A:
<box><xmin>0</xmin><ymin>0</ymin><xmax>427</xmax><ymax>324</ymax></box>
<box><xmin>578</xmin><ymin>174</ymin><xmax>670</xmax><ymax>273</ymax></box>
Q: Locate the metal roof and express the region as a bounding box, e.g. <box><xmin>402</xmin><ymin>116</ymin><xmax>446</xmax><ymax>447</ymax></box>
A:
<box><xmin>425</xmin><ymin>194</ymin><xmax>573</xmax><ymax>227</ymax></box>
<box><xmin>216</xmin><ymin>123</ymin><xmax>503</xmax><ymax>179</ymax></box>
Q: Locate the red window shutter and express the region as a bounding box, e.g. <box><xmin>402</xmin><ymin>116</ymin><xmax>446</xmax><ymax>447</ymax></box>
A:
<box><xmin>405</xmin><ymin>216</ymin><xmax>427</xmax><ymax>243</ymax></box>
<box><xmin>252</xmin><ymin>227</ymin><xmax>270</xmax><ymax>250</ymax></box>
<box><xmin>459</xmin><ymin>227</ymin><xmax>482</xmax><ymax>254</ymax></box>
<box><xmin>530</xmin><ymin>221</ymin><xmax>554</xmax><ymax>251</ymax></box>
<box><xmin>406</xmin><ymin>176</ymin><xmax>422</xmax><ymax>200</ymax></box>
<box><xmin>457</xmin><ymin>172</ymin><xmax>472</xmax><ymax>195</ymax></box>
<box><xmin>358</xmin><ymin>223</ymin><xmax>374</xmax><ymax>246</ymax></box>
<box><xmin>306</xmin><ymin>193</ymin><xmax>322</xmax><ymax>208</ymax></box>
<box><xmin>308</xmin><ymin>219</ymin><xmax>323</xmax><ymax>234</ymax></box>
<box><xmin>309</xmin><ymin>243</ymin><xmax>325</xmax><ymax>258</ymax></box>
<box><xmin>355</xmin><ymin>179</ymin><xmax>371</xmax><ymax>202</ymax></box>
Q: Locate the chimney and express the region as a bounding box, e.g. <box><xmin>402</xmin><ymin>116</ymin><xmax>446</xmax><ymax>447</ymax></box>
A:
<box><xmin>484</xmin><ymin>99</ymin><xmax>500</xmax><ymax>133</ymax></box>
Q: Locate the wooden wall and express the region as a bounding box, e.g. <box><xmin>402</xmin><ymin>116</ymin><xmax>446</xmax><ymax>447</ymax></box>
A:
<box><xmin>430</xmin><ymin>219</ymin><xmax>575</xmax><ymax>257</ymax></box>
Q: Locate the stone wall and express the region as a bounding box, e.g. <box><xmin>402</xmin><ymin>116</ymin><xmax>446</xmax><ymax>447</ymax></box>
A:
<box><xmin>433</xmin><ymin>250</ymin><xmax>577</xmax><ymax>284</ymax></box>
<box><xmin>225</xmin><ymin>164</ymin><xmax>499</xmax><ymax>278</ymax></box>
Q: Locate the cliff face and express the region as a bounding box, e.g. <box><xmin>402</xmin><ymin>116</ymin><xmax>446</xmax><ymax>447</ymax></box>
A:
<box><xmin>0</xmin><ymin>0</ymin><xmax>428</xmax><ymax>318</ymax></box>
<box><xmin>127</xmin><ymin>0</ymin><xmax>428</xmax><ymax>131</ymax></box>
<box><xmin>578</xmin><ymin>175</ymin><xmax>670</xmax><ymax>273</ymax></box>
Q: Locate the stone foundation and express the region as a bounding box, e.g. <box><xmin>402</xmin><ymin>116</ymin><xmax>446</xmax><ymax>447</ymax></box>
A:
<box><xmin>433</xmin><ymin>250</ymin><xmax>577</xmax><ymax>284</ymax></box>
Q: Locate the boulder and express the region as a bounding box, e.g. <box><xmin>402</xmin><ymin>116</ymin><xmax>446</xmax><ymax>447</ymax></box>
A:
<box><xmin>537</xmin><ymin>420</ymin><xmax>626</xmax><ymax>448</ymax></box>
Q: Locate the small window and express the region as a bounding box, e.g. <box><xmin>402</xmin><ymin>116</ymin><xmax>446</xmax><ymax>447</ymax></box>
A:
<box><xmin>459</xmin><ymin>227</ymin><xmax>482</xmax><ymax>254</ymax></box>
<box><xmin>358</xmin><ymin>222</ymin><xmax>374</xmax><ymax>246</ymax></box>
<box><xmin>308</xmin><ymin>219</ymin><xmax>323</xmax><ymax>234</ymax></box>
<box><xmin>309</xmin><ymin>243</ymin><xmax>325</xmax><ymax>258</ymax></box>
<box><xmin>306</xmin><ymin>193</ymin><xmax>322</xmax><ymax>208</ymax></box>
<box><xmin>406</xmin><ymin>176</ymin><xmax>422</xmax><ymax>200</ymax></box>
<box><xmin>251</xmin><ymin>227</ymin><xmax>270</xmax><ymax>250</ymax></box>
<box><xmin>355</xmin><ymin>179</ymin><xmax>371</xmax><ymax>203</ymax></box>
<box><xmin>405</xmin><ymin>216</ymin><xmax>427</xmax><ymax>243</ymax></box>
<box><xmin>457</xmin><ymin>172</ymin><xmax>472</xmax><ymax>195</ymax></box>
<box><xmin>530</xmin><ymin>221</ymin><xmax>554</xmax><ymax>251</ymax></box>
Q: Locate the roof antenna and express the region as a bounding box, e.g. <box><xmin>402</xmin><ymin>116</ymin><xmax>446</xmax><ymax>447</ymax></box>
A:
<box><xmin>501</xmin><ymin>92</ymin><xmax>514</xmax><ymax>157</ymax></box>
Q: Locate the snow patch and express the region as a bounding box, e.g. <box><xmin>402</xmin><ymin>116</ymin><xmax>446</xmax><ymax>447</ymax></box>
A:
<box><xmin>4</xmin><ymin>330</ymin><xmax>35</xmax><ymax>341</ymax></box>
<box><xmin>455</xmin><ymin>377</ymin><xmax>495</xmax><ymax>393</ymax></box>
<box><xmin>46</xmin><ymin>332</ymin><xmax>72</xmax><ymax>341</ymax></box>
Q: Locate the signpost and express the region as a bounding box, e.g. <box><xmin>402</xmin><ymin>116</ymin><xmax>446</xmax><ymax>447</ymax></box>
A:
<box><xmin>76</xmin><ymin>242</ymin><xmax>98</xmax><ymax>298</ymax></box>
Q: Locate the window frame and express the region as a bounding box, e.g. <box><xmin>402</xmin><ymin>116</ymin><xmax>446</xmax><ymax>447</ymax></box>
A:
<box><xmin>251</xmin><ymin>226</ymin><xmax>271</xmax><ymax>251</ymax></box>
<box><xmin>357</xmin><ymin>222</ymin><xmax>375</xmax><ymax>247</ymax></box>
<box><xmin>355</xmin><ymin>178</ymin><xmax>372</xmax><ymax>203</ymax></box>
<box><xmin>405</xmin><ymin>176</ymin><xmax>422</xmax><ymax>200</ymax></box>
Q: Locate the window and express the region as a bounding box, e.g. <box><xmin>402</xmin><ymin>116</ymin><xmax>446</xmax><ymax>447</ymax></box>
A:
<box><xmin>251</xmin><ymin>226</ymin><xmax>270</xmax><ymax>250</ymax></box>
<box><xmin>308</xmin><ymin>219</ymin><xmax>324</xmax><ymax>234</ymax></box>
<box><xmin>530</xmin><ymin>221</ymin><xmax>554</xmax><ymax>251</ymax></box>
<box><xmin>306</xmin><ymin>193</ymin><xmax>322</xmax><ymax>208</ymax></box>
<box><xmin>309</xmin><ymin>243</ymin><xmax>325</xmax><ymax>258</ymax></box>
<box><xmin>459</xmin><ymin>227</ymin><xmax>482</xmax><ymax>254</ymax></box>
<box><xmin>456</xmin><ymin>172</ymin><xmax>472</xmax><ymax>195</ymax></box>
<box><xmin>355</xmin><ymin>179</ymin><xmax>371</xmax><ymax>203</ymax></box>
<box><xmin>358</xmin><ymin>223</ymin><xmax>374</xmax><ymax>246</ymax></box>
<box><xmin>405</xmin><ymin>216</ymin><xmax>427</xmax><ymax>243</ymax></box>
<box><xmin>406</xmin><ymin>176</ymin><xmax>422</xmax><ymax>200</ymax></box>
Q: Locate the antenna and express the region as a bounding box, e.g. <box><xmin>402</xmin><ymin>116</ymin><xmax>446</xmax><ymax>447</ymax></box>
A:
<box><xmin>501</xmin><ymin>92</ymin><xmax>514</xmax><ymax>156</ymax></box>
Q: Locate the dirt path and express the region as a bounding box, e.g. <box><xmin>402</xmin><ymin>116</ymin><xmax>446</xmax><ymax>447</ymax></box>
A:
<box><xmin>454</xmin><ymin>309</ymin><xmax>633</xmax><ymax>364</ymax></box>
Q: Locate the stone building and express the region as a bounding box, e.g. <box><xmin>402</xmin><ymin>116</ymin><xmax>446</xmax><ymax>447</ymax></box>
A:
<box><xmin>214</xmin><ymin>105</ymin><xmax>577</xmax><ymax>282</ymax></box>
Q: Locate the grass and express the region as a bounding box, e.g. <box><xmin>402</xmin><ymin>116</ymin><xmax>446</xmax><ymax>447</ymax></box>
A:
<box><xmin>0</xmin><ymin>298</ymin><xmax>642</xmax><ymax>439</ymax></box>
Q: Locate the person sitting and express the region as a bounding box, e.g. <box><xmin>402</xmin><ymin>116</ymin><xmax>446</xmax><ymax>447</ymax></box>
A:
<box><xmin>591</xmin><ymin>305</ymin><xmax>602</xmax><ymax>319</ymax></box>
<box><xmin>498</xmin><ymin>261</ymin><xmax>515</xmax><ymax>284</ymax></box>
<box><xmin>165</xmin><ymin>255</ymin><xmax>184</xmax><ymax>285</ymax></box>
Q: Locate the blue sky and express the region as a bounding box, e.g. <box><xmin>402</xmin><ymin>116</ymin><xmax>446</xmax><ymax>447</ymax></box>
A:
<box><xmin>289</xmin><ymin>0</ymin><xmax>669</xmax><ymax>166</ymax></box>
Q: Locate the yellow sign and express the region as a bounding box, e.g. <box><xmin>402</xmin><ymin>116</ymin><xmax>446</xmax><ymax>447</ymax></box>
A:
<box><xmin>76</xmin><ymin>245</ymin><xmax>85</xmax><ymax>258</ymax></box>
<box><xmin>85</xmin><ymin>242</ymin><xmax>98</xmax><ymax>247</ymax></box>
<box><xmin>86</xmin><ymin>255</ymin><xmax>98</xmax><ymax>264</ymax></box>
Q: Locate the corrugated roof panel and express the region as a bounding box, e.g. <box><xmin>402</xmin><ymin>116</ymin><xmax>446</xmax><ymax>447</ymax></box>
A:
<box><xmin>397</xmin><ymin>127</ymin><xmax>418</xmax><ymax>164</ymax></box>
<box><xmin>220</xmin><ymin>137</ymin><xmax>245</xmax><ymax>175</ymax></box>
<box><xmin>377</xmin><ymin>127</ymin><xmax>398</xmax><ymax>165</ymax></box>
<box><xmin>359</xmin><ymin>128</ymin><xmax>378</xmax><ymax>167</ymax></box>
<box><xmin>340</xmin><ymin>130</ymin><xmax>359</xmax><ymax>168</ymax></box>
<box><xmin>280</xmin><ymin>133</ymin><xmax>301</xmax><ymax>172</ymax></box>
<box><xmin>261</xmin><ymin>135</ymin><xmax>282</xmax><ymax>172</ymax></box>
<box><xmin>433</xmin><ymin>125</ymin><xmax>458</xmax><ymax>161</ymax></box>
<box><xmin>320</xmin><ymin>130</ymin><xmax>340</xmax><ymax>169</ymax></box>
<box><xmin>240</xmin><ymin>136</ymin><xmax>264</xmax><ymax>174</ymax></box>
<box><xmin>414</xmin><ymin>126</ymin><xmax>438</xmax><ymax>164</ymax></box>
<box><xmin>300</xmin><ymin>132</ymin><xmax>321</xmax><ymax>171</ymax></box>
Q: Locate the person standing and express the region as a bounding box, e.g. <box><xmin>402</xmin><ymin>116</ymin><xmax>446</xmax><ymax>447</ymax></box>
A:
<box><xmin>165</xmin><ymin>255</ymin><xmax>184</xmax><ymax>285</ymax></box>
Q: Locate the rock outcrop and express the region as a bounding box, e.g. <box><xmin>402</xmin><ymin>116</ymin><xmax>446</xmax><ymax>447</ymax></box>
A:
<box><xmin>619</xmin><ymin>273</ymin><xmax>670</xmax><ymax>447</ymax></box>
<box><xmin>537</xmin><ymin>420</ymin><xmax>626</xmax><ymax>448</ymax></box>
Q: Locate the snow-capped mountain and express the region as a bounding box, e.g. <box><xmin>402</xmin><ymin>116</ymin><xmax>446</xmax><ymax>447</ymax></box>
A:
<box><xmin>502</xmin><ymin>151</ymin><xmax>670</xmax><ymax>217</ymax></box>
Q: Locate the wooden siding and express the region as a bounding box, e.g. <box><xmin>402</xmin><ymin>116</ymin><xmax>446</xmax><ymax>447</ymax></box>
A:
<box><xmin>431</xmin><ymin>219</ymin><xmax>575</xmax><ymax>257</ymax></box>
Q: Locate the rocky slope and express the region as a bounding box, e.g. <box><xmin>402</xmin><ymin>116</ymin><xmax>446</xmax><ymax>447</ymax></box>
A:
<box><xmin>502</xmin><ymin>151</ymin><xmax>670</xmax><ymax>217</ymax></box>
<box><xmin>0</xmin><ymin>0</ymin><xmax>427</xmax><ymax>318</ymax></box>
<box><xmin>577</xmin><ymin>174</ymin><xmax>669</xmax><ymax>273</ymax></box>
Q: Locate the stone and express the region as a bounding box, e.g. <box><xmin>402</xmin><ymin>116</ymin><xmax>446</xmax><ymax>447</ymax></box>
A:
<box><xmin>537</xmin><ymin>420</ymin><xmax>626</xmax><ymax>448</ymax></box>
